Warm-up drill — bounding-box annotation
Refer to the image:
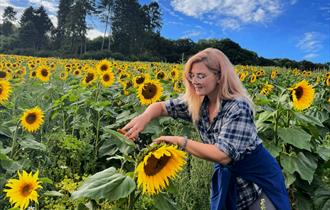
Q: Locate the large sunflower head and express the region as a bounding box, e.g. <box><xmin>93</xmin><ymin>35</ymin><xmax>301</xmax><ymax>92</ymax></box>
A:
<box><xmin>82</xmin><ymin>69</ymin><xmax>97</xmax><ymax>86</ymax></box>
<box><xmin>0</xmin><ymin>69</ymin><xmax>11</xmax><ymax>80</ymax></box>
<box><xmin>289</xmin><ymin>80</ymin><xmax>315</xmax><ymax>111</ymax></box>
<box><xmin>135</xmin><ymin>144</ymin><xmax>187</xmax><ymax>195</ymax></box>
<box><xmin>133</xmin><ymin>73</ymin><xmax>149</xmax><ymax>88</ymax></box>
<box><xmin>250</xmin><ymin>74</ymin><xmax>257</xmax><ymax>83</ymax></box>
<box><xmin>137</xmin><ymin>79</ymin><xmax>163</xmax><ymax>105</ymax></box>
<box><xmin>4</xmin><ymin>170</ymin><xmax>42</xmax><ymax>210</ymax></box>
<box><xmin>21</xmin><ymin>107</ymin><xmax>45</xmax><ymax>133</ymax></box>
<box><xmin>96</xmin><ymin>59</ymin><xmax>112</xmax><ymax>73</ymax></box>
<box><xmin>0</xmin><ymin>80</ymin><xmax>11</xmax><ymax>104</ymax></box>
<box><xmin>36</xmin><ymin>65</ymin><xmax>51</xmax><ymax>82</ymax></box>
<box><xmin>100</xmin><ymin>71</ymin><xmax>115</xmax><ymax>87</ymax></box>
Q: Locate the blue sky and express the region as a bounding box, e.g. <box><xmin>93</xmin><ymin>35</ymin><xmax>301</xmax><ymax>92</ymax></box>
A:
<box><xmin>1</xmin><ymin>0</ymin><xmax>329</xmax><ymax>63</ymax></box>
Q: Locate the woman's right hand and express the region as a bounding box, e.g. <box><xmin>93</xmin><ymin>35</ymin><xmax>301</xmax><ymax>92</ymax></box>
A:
<box><xmin>121</xmin><ymin>114</ymin><xmax>150</xmax><ymax>140</ymax></box>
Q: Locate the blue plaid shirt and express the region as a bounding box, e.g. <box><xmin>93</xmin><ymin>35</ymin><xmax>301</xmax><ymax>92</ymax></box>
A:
<box><xmin>165</xmin><ymin>96</ymin><xmax>263</xmax><ymax>209</ymax></box>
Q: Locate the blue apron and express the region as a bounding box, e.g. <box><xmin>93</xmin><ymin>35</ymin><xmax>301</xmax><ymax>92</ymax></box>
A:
<box><xmin>210</xmin><ymin>144</ymin><xmax>290</xmax><ymax>210</ymax></box>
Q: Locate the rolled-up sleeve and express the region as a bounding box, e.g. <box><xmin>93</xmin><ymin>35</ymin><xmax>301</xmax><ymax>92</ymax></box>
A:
<box><xmin>165</xmin><ymin>97</ymin><xmax>191</xmax><ymax>121</ymax></box>
<box><xmin>215</xmin><ymin>101</ymin><xmax>257</xmax><ymax>162</ymax></box>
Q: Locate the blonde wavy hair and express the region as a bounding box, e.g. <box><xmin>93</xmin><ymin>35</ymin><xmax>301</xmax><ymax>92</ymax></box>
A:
<box><xmin>182</xmin><ymin>48</ymin><xmax>253</xmax><ymax>124</ymax></box>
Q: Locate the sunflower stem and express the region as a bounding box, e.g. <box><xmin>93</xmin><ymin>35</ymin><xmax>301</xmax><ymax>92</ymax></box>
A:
<box><xmin>10</xmin><ymin>123</ymin><xmax>19</xmax><ymax>159</ymax></box>
<box><xmin>94</xmin><ymin>82</ymin><xmax>101</xmax><ymax>159</ymax></box>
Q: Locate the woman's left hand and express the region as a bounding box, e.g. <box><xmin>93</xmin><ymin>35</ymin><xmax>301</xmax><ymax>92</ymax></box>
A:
<box><xmin>153</xmin><ymin>136</ymin><xmax>183</xmax><ymax>146</ymax></box>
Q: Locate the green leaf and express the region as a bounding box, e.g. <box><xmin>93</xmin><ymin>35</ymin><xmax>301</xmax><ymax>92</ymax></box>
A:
<box><xmin>280</xmin><ymin>152</ymin><xmax>317</xmax><ymax>184</ymax></box>
<box><xmin>18</xmin><ymin>137</ymin><xmax>46</xmax><ymax>151</ymax></box>
<box><xmin>314</xmin><ymin>187</ymin><xmax>330</xmax><ymax>210</ymax></box>
<box><xmin>153</xmin><ymin>192</ymin><xmax>177</xmax><ymax>210</ymax></box>
<box><xmin>278</xmin><ymin>127</ymin><xmax>311</xmax><ymax>151</ymax></box>
<box><xmin>296</xmin><ymin>192</ymin><xmax>313</xmax><ymax>210</ymax></box>
<box><xmin>263</xmin><ymin>140</ymin><xmax>281</xmax><ymax>158</ymax></box>
<box><xmin>316</xmin><ymin>147</ymin><xmax>330</xmax><ymax>161</ymax></box>
<box><xmin>39</xmin><ymin>177</ymin><xmax>53</xmax><ymax>184</ymax></box>
<box><xmin>71</xmin><ymin>167</ymin><xmax>136</xmax><ymax>201</ymax></box>
<box><xmin>102</xmin><ymin>129</ymin><xmax>136</xmax><ymax>155</ymax></box>
<box><xmin>44</xmin><ymin>191</ymin><xmax>63</xmax><ymax>197</ymax></box>
<box><xmin>295</xmin><ymin>112</ymin><xmax>324</xmax><ymax>127</ymax></box>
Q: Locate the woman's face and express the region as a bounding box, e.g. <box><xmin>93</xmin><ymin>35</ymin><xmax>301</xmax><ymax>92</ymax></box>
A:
<box><xmin>189</xmin><ymin>62</ymin><xmax>220</xmax><ymax>97</ymax></box>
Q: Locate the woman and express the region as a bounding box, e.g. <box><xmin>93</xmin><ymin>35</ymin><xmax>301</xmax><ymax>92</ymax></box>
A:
<box><xmin>122</xmin><ymin>48</ymin><xmax>290</xmax><ymax>210</ymax></box>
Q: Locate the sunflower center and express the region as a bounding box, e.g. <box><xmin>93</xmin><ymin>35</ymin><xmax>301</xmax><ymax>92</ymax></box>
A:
<box><xmin>0</xmin><ymin>71</ymin><xmax>6</xmax><ymax>78</ymax></box>
<box><xmin>295</xmin><ymin>87</ymin><xmax>303</xmax><ymax>100</ymax></box>
<box><xmin>144</xmin><ymin>154</ymin><xmax>170</xmax><ymax>176</ymax></box>
<box><xmin>101</xmin><ymin>64</ymin><xmax>108</xmax><ymax>71</ymax></box>
<box><xmin>0</xmin><ymin>85</ymin><xmax>3</xmax><ymax>94</ymax></box>
<box><xmin>21</xmin><ymin>184</ymin><xmax>32</xmax><ymax>196</ymax></box>
<box><xmin>26</xmin><ymin>113</ymin><xmax>37</xmax><ymax>124</ymax></box>
<box><xmin>157</xmin><ymin>72</ymin><xmax>165</xmax><ymax>79</ymax></box>
<box><xmin>85</xmin><ymin>73</ymin><xmax>94</xmax><ymax>83</ymax></box>
<box><xmin>142</xmin><ymin>83</ymin><xmax>157</xmax><ymax>99</ymax></box>
<box><xmin>31</xmin><ymin>71</ymin><xmax>36</xmax><ymax>77</ymax></box>
<box><xmin>171</xmin><ymin>71</ymin><xmax>176</xmax><ymax>76</ymax></box>
<box><xmin>126</xmin><ymin>81</ymin><xmax>132</xmax><ymax>89</ymax></box>
<box><xmin>41</xmin><ymin>69</ymin><xmax>48</xmax><ymax>77</ymax></box>
<box><xmin>136</xmin><ymin>77</ymin><xmax>145</xmax><ymax>84</ymax></box>
<box><xmin>103</xmin><ymin>74</ymin><xmax>110</xmax><ymax>81</ymax></box>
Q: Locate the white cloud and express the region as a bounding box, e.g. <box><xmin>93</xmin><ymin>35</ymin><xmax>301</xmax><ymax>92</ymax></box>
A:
<box><xmin>303</xmin><ymin>53</ymin><xmax>318</xmax><ymax>60</ymax></box>
<box><xmin>87</xmin><ymin>28</ymin><xmax>104</xmax><ymax>40</ymax></box>
<box><xmin>49</xmin><ymin>14</ymin><xmax>57</xmax><ymax>27</ymax></box>
<box><xmin>296</xmin><ymin>32</ymin><xmax>326</xmax><ymax>60</ymax></box>
<box><xmin>28</xmin><ymin>0</ymin><xmax>58</xmax><ymax>14</ymax></box>
<box><xmin>289</xmin><ymin>0</ymin><xmax>298</xmax><ymax>5</ymax></box>
<box><xmin>220</xmin><ymin>18</ymin><xmax>241</xmax><ymax>30</ymax></box>
<box><xmin>296</xmin><ymin>32</ymin><xmax>322</xmax><ymax>52</ymax></box>
<box><xmin>0</xmin><ymin>0</ymin><xmax>25</xmax><ymax>24</ymax></box>
<box><xmin>320</xmin><ymin>3</ymin><xmax>330</xmax><ymax>21</ymax></box>
<box><xmin>180</xmin><ymin>29</ymin><xmax>202</xmax><ymax>39</ymax></box>
<box><xmin>170</xmin><ymin>0</ymin><xmax>283</xmax><ymax>30</ymax></box>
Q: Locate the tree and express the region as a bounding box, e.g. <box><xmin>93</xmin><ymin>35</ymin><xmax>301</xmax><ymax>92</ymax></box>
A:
<box><xmin>63</xmin><ymin>0</ymin><xmax>96</xmax><ymax>55</ymax></box>
<box><xmin>53</xmin><ymin>0</ymin><xmax>74</xmax><ymax>49</ymax></box>
<box><xmin>2</xmin><ymin>6</ymin><xmax>17</xmax><ymax>35</ymax></box>
<box><xmin>19</xmin><ymin>6</ymin><xmax>53</xmax><ymax>50</ymax></box>
<box><xmin>112</xmin><ymin>0</ymin><xmax>146</xmax><ymax>55</ymax></box>
<box><xmin>97</xmin><ymin>0</ymin><xmax>116</xmax><ymax>50</ymax></box>
<box><xmin>18</xmin><ymin>21</ymin><xmax>38</xmax><ymax>49</ymax></box>
<box><xmin>142</xmin><ymin>2</ymin><xmax>162</xmax><ymax>33</ymax></box>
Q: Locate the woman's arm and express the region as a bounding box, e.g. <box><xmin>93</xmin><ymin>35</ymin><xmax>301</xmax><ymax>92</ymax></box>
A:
<box><xmin>153</xmin><ymin>136</ymin><xmax>231</xmax><ymax>165</ymax></box>
<box><xmin>122</xmin><ymin>102</ymin><xmax>168</xmax><ymax>139</ymax></box>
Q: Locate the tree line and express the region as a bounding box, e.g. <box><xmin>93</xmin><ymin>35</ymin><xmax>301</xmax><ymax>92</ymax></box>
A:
<box><xmin>0</xmin><ymin>0</ymin><xmax>328</xmax><ymax>70</ymax></box>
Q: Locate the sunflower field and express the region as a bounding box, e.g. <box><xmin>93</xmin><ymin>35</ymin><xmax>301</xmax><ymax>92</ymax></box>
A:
<box><xmin>0</xmin><ymin>54</ymin><xmax>329</xmax><ymax>210</ymax></box>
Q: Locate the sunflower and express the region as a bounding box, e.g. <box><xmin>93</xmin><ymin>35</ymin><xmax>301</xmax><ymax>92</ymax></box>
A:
<box><xmin>289</xmin><ymin>80</ymin><xmax>315</xmax><ymax>111</ymax></box>
<box><xmin>82</xmin><ymin>69</ymin><xmax>97</xmax><ymax>86</ymax></box>
<box><xmin>96</xmin><ymin>59</ymin><xmax>112</xmax><ymax>73</ymax></box>
<box><xmin>21</xmin><ymin>107</ymin><xmax>45</xmax><ymax>132</ymax></box>
<box><xmin>239</xmin><ymin>72</ymin><xmax>248</xmax><ymax>81</ymax></box>
<box><xmin>173</xmin><ymin>81</ymin><xmax>184</xmax><ymax>93</ymax></box>
<box><xmin>326</xmin><ymin>77</ymin><xmax>330</xmax><ymax>87</ymax></box>
<box><xmin>137</xmin><ymin>79</ymin><xmax>163</xmax><ymax>105</ymax></box>
<box><xmin>100</xmin><ymin>71</ymin><xmax>115</xmax><ymax>87</ymax></box>
<box><xmin>0</xmin><ymin>80</ymin><xmax>11</xmax><ymax>104</ymax></box>
<box><xmin>4</xmin><ymin>170</ymin><xmax>42</xmax><ymax>210</ymax></box>
<box><xmin>73</xmin><ymin>69</ymin><xmax>81</xmax><ymax>77</ymax></box>
<box><xmin>133</xmin><ymin>74</ymin><xmax>149</xmax><ymax>88</ymax></box>
<box><xmin>271</xmin><ymin>70</ymin><xmax>278</xmax><ymax>79</ymax></box>
<box><xmin>250</xmin><ymin>74</ymin><xmax>257</xmax><ymax>83</ymax></box>
<box><xmin>0</xmin><ymin>69</ymin><xmax>10</xmax><ymax>80</ymax></box>
<box><xmin>260</xmin><ymin>83</ymin><xmax>273</xmax><ymax>96</ymax></box>
<box><xmin>135</xmin><ymin>144</ymin><xmax>187</xmax><ymax>195</ymax></box>
<box><xmin>29</xmin><ymin>70</ymin><xmax>37</xmax><ymax>79</ymax></box>
<box><xmin>156</xmin><ymin>70</ymin><xmax>167</xmax><ymax>80</ymax></box>
<box><xmin>36</xmin><ymin>65</ymin><xmax>51</xmax><ymax>82</ymax></box>
<box><xmin>59</xmin><ymin>71</ymin><xmax>69</xmax><ymax>80</ymax></box>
